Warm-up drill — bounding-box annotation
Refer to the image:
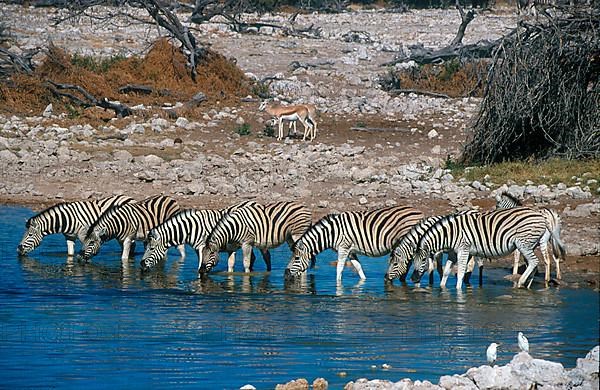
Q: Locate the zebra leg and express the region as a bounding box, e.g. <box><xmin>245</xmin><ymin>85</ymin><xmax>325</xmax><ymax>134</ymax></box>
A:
<box><xmin>516</xmin><ymin>247</ymin><xmax>540</xmax><ymax>288</ymax></box>
<box><xmin>261</xmin><ymin>249</ymin><xmax>272</xmax><ymax>272</ymax></box>
<box><xmin>464</xmin><ymin>256</ymin><xmax>475</xmax><ymax>285</ymax></box>
<box><xmin>66</xmin><ymin>239</ymin><xmax>76</xmax><ymax>257</ymax></box>
<box><xmin>242</xmin><ymin>243</ymin><xmax>253</xmax><ymax>273</ymax></box>
<box><xmin>440</xmin><ymin>259</ymin><xmax>453</xmax><ymax>288</ymax></box>
<box><xmin>455</xmin><ymin>250</ymin><xmax>470</xmax><ymax>290</ymax></box>
<box><xmin>513</xmin><ymin>250</ymin><xmax>521</xmax><ymax>275</ymax></box>
<box><xmin>478</xmin><ymin>258</ymin><xmax>484</xmax><ymax>287</ymax></box>
<box><xmin>121</xmin><ymin>238</ymin><xmax>132</xmax><ymax>261</ymax></box>
<box><xmin>177</xmin><ymin>244</ymin><xmax>186</xmax><ymax>260</ymax></box>
<box><xmin>349</xmin><ymin>253</ymin><xmax>366</xmax><ymax>280</ymax></box>
<box><xmin>227</xmin><ymin>251</ymin><xmax>236</xmax><ymax>272</ymax></box>
<box><xmin>336</xmin><ymin>247</ymin><xmax>351</xmax><ymax>283</ymax></box>
<box><xmin>555</xmin><ymin>253</ymin><xmax>562</xmax><ymax>280</ymax></box>
<box><xmin>278</xmin><ymin>118</ymin><xmax>284</xmax><ymax>141</ymax></box>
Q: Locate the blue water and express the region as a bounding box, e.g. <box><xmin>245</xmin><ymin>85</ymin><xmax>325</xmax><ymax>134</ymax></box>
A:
<box><xmin>0</xmin><ymin>205</ymin><xmax>598</xmax><ymax>389</ymax></box>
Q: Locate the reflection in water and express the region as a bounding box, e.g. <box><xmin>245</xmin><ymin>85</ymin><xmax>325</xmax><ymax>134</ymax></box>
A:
<box><xmin>1</xmin><ymin>206</ymin><xmax>598</xmax><ymax>389</ymax></box>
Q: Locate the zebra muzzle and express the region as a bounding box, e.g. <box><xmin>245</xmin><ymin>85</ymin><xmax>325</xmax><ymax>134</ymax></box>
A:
<box><xmin>410</xmin><ymin>270</ymin><xmax>423</xmax><ymax>283</ymax></box>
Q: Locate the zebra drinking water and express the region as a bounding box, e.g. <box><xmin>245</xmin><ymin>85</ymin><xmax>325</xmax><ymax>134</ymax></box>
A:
<box><xmin>78</xmin><ymin>194</ymin><xmax>182</xmax><ymax>262</ymax></box>
<box><xmin>140</xmin><ymin>201</ymin><xmax>270</xmax><ymax>272</ymax></box>
<box><xmin>284</xmin><ymin>205</ymin><xmax>424</xmax><ymax>284</ymax></box>
<box><xmin>200</xmin><ymin>201</ymin><xmax>312</xmax><ymax>275</ymax></box>
<box><xmin>410</xmin><ymin>207</ymin><xmax>565</xmax><ymax>289</ymax></box>
<box><xmin>17</xmin><ymin>195</ymin><xmax>134</xmax><ymax>256</ymax></box>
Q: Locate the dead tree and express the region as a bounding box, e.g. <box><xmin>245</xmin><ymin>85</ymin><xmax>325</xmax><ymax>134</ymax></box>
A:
<box><xmin>461</xmin><ymin>8</ymin><xmax>600</xmax><ymax>163</ymax></box>
<box><xmin>383</xmin><ymin>1</ymin><xmax>497</xmax><ymax>66</ymax></box>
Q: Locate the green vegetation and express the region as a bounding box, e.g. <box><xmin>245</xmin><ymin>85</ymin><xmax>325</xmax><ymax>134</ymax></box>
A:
<box><xmin>263</xmin><ymin>123</ymin><xmax>275</xmax><ymax>137</ymax></box>
<box><xmin>446</xmin><ymin>158</ymin><xmax>600</xmax><ymax>193</ymax></box>
<box><xmin>235</xmin><ymin>123</ymin><xmax>252</xmax><ymax>136</ymax></box>
<box><xmin>70</xmin><ymin>53</ymin><xmax>127</xmax><ymax>74</ymax></box>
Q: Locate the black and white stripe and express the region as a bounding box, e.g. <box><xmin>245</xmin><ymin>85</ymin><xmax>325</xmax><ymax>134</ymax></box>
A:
<box><xmin>411</xmin><ymin>207</ymin><xmax>565</xmax><ymax>289</ymax></box>
<box><xmin>78</xmin><ymin>194</ymin><xmax>181</xmax><ymax>261</ymax></box>
<box><xmin>140</xmin><ymin>201</ymin><xmax>267</xmax><ymax>271</ymax></box>
<box><xmin>495</xmin><ymin>192</ymin><xmax>564</xmax><ymax>282</ymax></box>
<box><xmin>17</xmin><ymin>195</ymin><xmax>134</xmax><ymax>256</ymax></box>
<box><xmin>200</xmin><ymin>201</ymin><xmax>312</xmax><ymax>274</ymax></box>
<box><xmin>385</xmin><ymin>209</ymin><xmax>485</xmax><ymax>287</ymax></box>
<box><xmin>285</xmin><ymin>205</ymin><xmax>424</xmax><ymax>283</ymax></box>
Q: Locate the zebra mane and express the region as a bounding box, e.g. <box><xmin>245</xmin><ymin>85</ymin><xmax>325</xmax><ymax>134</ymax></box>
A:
<box><xmin>84</xmin><ymin>203</ymin><xmax>125</xmax><ymax>239</ymax></box>
<box><xmin>414</xmin><ymin>213</ymin><xmax>459</xmax><ymax>253</ymax></box>
<box><xmin>499</xmin><ymin>191</ymin><xmax>522</xmax><ymax>206</ymax></box>
<box><xmin>296</xmin><ymin>212</ymin><xmax>339</xmax><ymax>243</ymax></box>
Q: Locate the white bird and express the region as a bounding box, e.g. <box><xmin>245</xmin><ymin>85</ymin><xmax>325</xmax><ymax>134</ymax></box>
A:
<box><xmin>487</xmin><ymin>342</ymin><xmax>499</xmax><ymax>366</ymax></box>
<box><xmin>518</xmin><ymin>332</ymin><xmax>529</xmax><ymax>352</ymax></box>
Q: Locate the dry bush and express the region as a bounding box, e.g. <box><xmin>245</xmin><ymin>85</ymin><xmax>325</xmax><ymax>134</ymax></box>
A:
<box><xmin>461</xmin><ymin>8</ymin><xmax>600</xmax><ymax>164</ymax></box>
<box><xmin>380</xmin><ymin>59</ymin><xmax>487</xmax><ymax>98</ymax></box>
<box><xmin>0</xmin><ymin>38</ymin><xmax>253</xmax><ymax>117</ymax></box>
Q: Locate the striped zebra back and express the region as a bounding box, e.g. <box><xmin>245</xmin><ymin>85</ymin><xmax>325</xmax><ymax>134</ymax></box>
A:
<box><xmin>207</xmin><ymin>201</ymin><xmax>311</xmax><ymax>251</ymax></box>
<box><xmin>25</xmin><ymin>200</ymin><xmax>99</xmax><ymax>234</ymax></box>
<box><xmin>151</xmin><ymin>208</ymin><xmax>225</xmax><ymax>248</ymax></box>
<box><xmin>86</xmin><ymin>194</ymin><xmax>179</xmax><ymax>242</ymax></box>
<box><xmin>327</xmin><ymin>206</ymin><xmax>423</xmax><ymax>257</ymax></box>
<box><xmin>96</xmin><ymin>195</ymin><xmax>135</xmax><ymax>213</ymax></box>
<box><xmin>413</xmin><ymin>207</ymin><xmax>547</xmax><ymax>274</ymax></box>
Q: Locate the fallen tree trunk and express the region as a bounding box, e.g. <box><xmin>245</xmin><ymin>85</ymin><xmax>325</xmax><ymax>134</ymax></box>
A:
<box><xmin>47</xmin><ymin>80</ymin><xmax>133</xmax><ymax>117</ymax></box>
<box><xmin>383</xmin><ymin>0</ymin><xmax>494</xmax><ymax>66</ymax></box>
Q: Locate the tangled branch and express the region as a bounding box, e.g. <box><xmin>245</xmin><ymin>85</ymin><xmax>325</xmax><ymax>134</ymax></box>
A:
<box><xmin>461</xmin><ymin>8</ymin><xmax>600</xmax><ymax>164</ymax></box>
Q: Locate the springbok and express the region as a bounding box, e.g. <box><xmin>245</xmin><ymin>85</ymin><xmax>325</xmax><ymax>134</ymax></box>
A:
<box><xmin>259</xmin><ymin>100</ymin><xmax>317</xmax><ymax>141</ymax></box>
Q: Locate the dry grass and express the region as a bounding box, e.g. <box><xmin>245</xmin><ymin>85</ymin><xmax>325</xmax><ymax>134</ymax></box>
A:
<box><xmin>383</xmin><ymin>59</ymin><xmax>487</xmax><ymax>98</ymax></box>
<box><xmin>449</xmin><ymin>158</ymin><xmax>600</xmax><ymax>193</ymax></box>
<box><xmin>0</xmin><ymin>39</ymin><xmax>253</xmax><ymax>119</ymax></box>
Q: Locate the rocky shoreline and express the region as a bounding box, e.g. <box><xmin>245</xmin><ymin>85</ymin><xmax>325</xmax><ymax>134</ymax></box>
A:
<box><xmin>271</xmin><ymin>346</ymin><xmax>599</xmax><ymax>390</ymax></box>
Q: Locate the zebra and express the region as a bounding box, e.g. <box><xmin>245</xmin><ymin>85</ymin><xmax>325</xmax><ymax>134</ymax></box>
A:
<box><xmin>17</xmin><ymin>195</ymin><xmax>134</xmax><ymax>257</ymax></box>
<box><xmin>200</xmin><ymin>201</ymin><xmax>312</xmax><ymax>275</ymax></box>
<box><xmin>77</xmin><ymin>194</ymin><xmax>182</xmax><ymax>262</ymax></box>
<box><xmin>140</xmin><ymin>201</ymin><xmax>270</xmax><ymax>272</ymax></box>
<box><xmin>495</xmin><ymin>191</ymin><xmax>564</xmax><ymax>281</ymax></box>
<box><xmin>384</xmin><ymin>210</ymin><xmax>483</xmax><ymax>287</ymax></box>
<box><xmin>284</xmin><ymin>205</ymin><xmax>424</xmax><ymax>283</ymax></box>
<box><xmin>410</xmin><ymin>207</ymin><xmax>565</xmax><ymax>289</ymax></box>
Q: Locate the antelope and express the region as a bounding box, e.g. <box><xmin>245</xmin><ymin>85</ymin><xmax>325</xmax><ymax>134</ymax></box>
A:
<box><xmin>259</xmin><ymin>100</ymin><xmax>317</xmax><ymax>141</ymax></box>
<box><xmin>288</xmin><ymin>104</ymin><xmax>318</xmax><ymax>140</ymax></box>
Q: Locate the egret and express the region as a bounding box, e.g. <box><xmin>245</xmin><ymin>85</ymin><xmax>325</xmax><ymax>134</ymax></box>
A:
<box><xmin>487</xmin><ymin>342</ymin><xmax>499</xmax><ymax>366</ymax></box>
<box><xmin>518</xmin><ymin>332</ymin><xmax>529</xmax><ymax>352</ymax></box>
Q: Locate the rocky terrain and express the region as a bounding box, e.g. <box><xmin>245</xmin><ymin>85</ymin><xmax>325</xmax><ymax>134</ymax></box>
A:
<box><xmin>0</xmin><ymin>5</ymin><xmax>598</xmax><ymax>282</ymax></box>
<box><xmin>272</xmin><ymin>346</ymin><xmax>600</xmax><ymax>390</ymax></box>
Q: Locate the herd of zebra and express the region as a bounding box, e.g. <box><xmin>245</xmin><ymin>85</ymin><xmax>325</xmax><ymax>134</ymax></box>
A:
<box><xmin>16</xmin><ymin>191</ymin><xmax>565</xmax><ymax>289</ymax></box>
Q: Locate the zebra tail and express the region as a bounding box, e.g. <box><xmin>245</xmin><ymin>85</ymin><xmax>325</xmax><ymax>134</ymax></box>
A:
<box><xmin>549</xmin><ymin>223</ymin><xmax>566</xmax><ymax>260</ymax></box>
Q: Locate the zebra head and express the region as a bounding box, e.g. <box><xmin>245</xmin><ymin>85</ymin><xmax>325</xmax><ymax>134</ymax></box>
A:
<box><xmin>410</xmin><ymin>246</ymin><xmax>430</xmax><ymax>283</ymax></box>
<box><xmin>198</xmin><ymin>244</ymin><xmax>219</xmax><ymax>275</ymax></box>
<box><xmin>140</xmin><ymin>230</ymin><xmax>166</xmax><ymax>271</ymax></box>
<box><xmin>284</xmin><ymin>242</ymin><xmax>311</xmax><ymax>279</ymax></box>
<box><xmin>17</xmin><ymin>219</ymin><xmax>43</xmax><ymax>255</ymax></box>
<box><xmin>385</xmin><ymin>245</ymin><xmax>412</xmax><ymax>282</ymax></box>
<box><xmin>78</xmin><ymin>226</ymin><xmax>107</xmax><ymax>261</ymax></box>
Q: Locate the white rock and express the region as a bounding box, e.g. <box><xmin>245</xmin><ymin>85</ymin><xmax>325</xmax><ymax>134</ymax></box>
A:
<box><xmin>175</xmin><ymin>117</ymin><xmax>189</xmax><ymax>128</ymax></box>
<box><xmin>42</xmin><ymin>103</ymin><xmax>53</xmax><ymax>118</ymax></box>
<box><xmin>427</xmin><ymin>129</ymin><xmax>439</xmax><ymax>139</ymax></box>
<box><xmin>359</xmin><ymin>196</ymin><xmax>368</xmax><ymax>205</ymax></box>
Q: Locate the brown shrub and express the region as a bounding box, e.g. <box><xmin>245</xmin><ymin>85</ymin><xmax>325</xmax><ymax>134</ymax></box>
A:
<box><xmin>0</xmin><ymin>38</ymin><xmax>252</xmax><ymax>117</ymax></box>
<box><xmin>381</xmin><ymin>59</ymin><xmax>487</xmax><ymax>98</ymax></box>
